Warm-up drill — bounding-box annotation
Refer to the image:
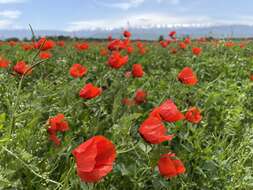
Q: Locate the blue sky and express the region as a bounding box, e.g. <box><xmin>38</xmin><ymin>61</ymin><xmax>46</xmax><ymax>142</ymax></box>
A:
<box><xmin>0</xmin><ymin>0</ymin><xmax>253</xmax><ymax>31</ymax></box>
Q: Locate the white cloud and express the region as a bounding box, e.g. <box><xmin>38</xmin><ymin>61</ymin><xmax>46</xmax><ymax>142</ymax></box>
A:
<box><xmin>67</xmin><ymin>13</ymin><xmax>253</xmax><ymax>31</ymax></box>
<box><xmin>0</xmin><ymin>19</ymin><xmax>12</xmax><ymax>29</ymax></box>
<box><xmin>0</xmin><ymin>10</ymin><xmax>21</xmax><ymax>19</ymax></box>
<box><xmin>0</xmin><ymin>10</ymin><xmax>22</xmax><ymax>29</ymax></box>
<box><xmin>93</xmin><ymin>0</ymin><xmax>180</xmax><ymax>10</ymax></box>
<box><xmin>67</xmin><ymin>13</ymin><xmax>215</xmax><ymax>31</ymax></box>
<box><xmin>0</xmin><ymin>0</ymin><xmax>27</xmax><ymax>3</ymax></box>
<box><xmin>93</xmin><ymin>0</ymin><xmax>145</xmax><ymax>10</ymax></box>
<box><xmin>157</xmin><ymin>0</ymin><xmax>180</xmax><ymax>4</ymax></box>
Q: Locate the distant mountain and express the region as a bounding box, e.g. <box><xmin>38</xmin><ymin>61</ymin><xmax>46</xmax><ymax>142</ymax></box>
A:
<box><xmin>1</xmin><ymin>25</ymin><xmax>253</xmax><ymax>40</ymax></box>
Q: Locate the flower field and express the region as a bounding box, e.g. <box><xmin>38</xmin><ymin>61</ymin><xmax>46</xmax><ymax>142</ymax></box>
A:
<box><xmin>0</xmin><ymin>31</ymin><xmax>253</xmax><ymax>190</ymax></box>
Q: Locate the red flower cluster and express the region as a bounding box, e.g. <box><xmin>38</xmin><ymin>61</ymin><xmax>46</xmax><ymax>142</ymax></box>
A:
<box><xmin>108</xmin><ymin>51</ymin><xmax>128</xmax><ymax>69</ymax></box>
<box><xmin>8</xmin><ymin>41</ymin><xmax>17</xmax><ymax>47</ymax></box>
<box><xmin>21</xmin><ymin>43</ymin><xmax>34</xmax><ymax>51</ymax></box>
<box><xmin>138</xmin><ymin>97</ymin><xmax>200</xmax><ymax>178</ymax></box>
<box><xmin>136</xmin><ymin>41</ymin><xmax>146</xmax><ymax>55</ymax></box>
<box><xmin>72</xmin><ymin>136</ymin><xmax>116</xmax><ymax>183</ymax></box>
<box><xmin>75</xmin><ymin>42</ymin><xmax>89</xmax><ymax>51</ymax></box>
<box><xmin>224</xmin><ymin>41</ymin><xmax>235</xmax><ymax>47</ymax></box>
<box><xmin>0</xmin><ymin>29</ymin><xmax>210</xmax><ymax>184</ymax></box>
<box><xmin>108</xmin><ymin>39</ymin><xmax>125</xmax><ymax>51</ymax></box>
<box><xmin>69</xmin><ymin>64</ymin><xmax>88</xmax><ymax>78</ymax></box>
<box><xmin>160</xmin><ymin>41</ymin><xmax>169</xmax><ymax>48</ymax></box>
<box><xmin>107</xmin><ymin>33</ymin><xmax>133</xmax><ymax>54</ymax></box>
<box><xmin>47</xmin><ymin>114</ymin><xmax>70</xmax><ymax>145</ymax></box>
<box><xmin>139</xmin><ymin>99</ymin><xmax>184</xmax><ymax>145</ymax></box>
<box><xmin>35</xmin><ymin>37</ymin><xmax>55</xmax><ymax>51</ymax></box>
<box><xmin>158</xmin><ymin>153</ymin><xmax>185</xmax><ymax>179</ymax></box>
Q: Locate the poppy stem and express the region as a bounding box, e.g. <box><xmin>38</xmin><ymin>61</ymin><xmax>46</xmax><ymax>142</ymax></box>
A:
<box><xmin>1</xmin><ymin>146</ymin><xmax>63</xmax><ymax>187</ymax></box>
<box><xmin>8</xmin><ymin>59</ymin><xmax>47</xmax><ymax>136</ymax></box>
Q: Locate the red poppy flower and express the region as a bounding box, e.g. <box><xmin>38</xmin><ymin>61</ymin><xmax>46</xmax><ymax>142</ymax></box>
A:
<box><xmin>169</xmin><ymin>31</ymin><xmax>176</xmax><ymax>39</ymax></box>
<box><xmin>122</xmin><ymin>98</ymin><xmax>134</xmax><ymax>106</ymax></box>
<box><xmin>184</xmin><ymin>37</ymin><xmax>191</xmax><ymax>44</ymax></box>
<box><xmin>39</xmin><ymin>52</ymin><xmax>52</xmax><ymax>59</ymax></box>
<box><xmin>75</xmin><ymin>42</ymin><xmax>89</xmax><ymax>51</ymax></box>
<box><xmin>178</xmin><ymin>67</ymin><xmax>198</xmax><ymax>86</ymax></box>
<box><xmin>170</xmin><ymin>47</ymin><xmax>177</xmax><ymax>54</ymax></box>
<box><xmin>179</xmin><ymin>42</ymin><xmax>187</xmax><ymax>49</ymax></box>
<box><xmin>8</xmin><ymin>41</ymin><xmax>17</xmax><ymax>47</ymax></box>
<box><xmin>197</xmin><ymin>37</ymin><xmax>206</xmax><ymax>43</ymax></box>
<box><xmin>108</xmin><ymin>35</ymin><xmax>113</xmax><ymax>41</ymax></box>
<box><xmin>239</xmin><ymin>43</ymin><xmax>245</xmax><ymax>49</ymax></box>
<box><xmin>224</xmin><ymin>41</ymin><xmax>235</xmax><ymax>47</ymax></box>
<box><xmin>48</xmin><ymin>113</ymin><xmax>69</xmax><ymax>132</ymax></box>
<box><xmin>185</xmin><ymin>107</ymin><xmax>202</xmax><ymax>124</ymax></box>
<box><xmin>69</xmin><ymin>64</ymin><xmax>88</xmax><ymax>78</ymax></box>
<box><xmin>160</xmin><ymin>41</ymin><xmax>168</xmax><ymax>48</ymax></box>
<box><xmin>250</xmin><ymin>75</ymin><xmax>253</xmax><ymax>81</ymax></box>
<box><xmin>139</xmin><ymin>117</ymin><xmax>174</xmax><ymax>144</ymax></box>
<box><xmin>149</xmin><ymin>107</ymin><xmax>162</xmax><ymax>120</ymax></box>
<box><xmin>126</xmin><ymin>46</ymin><xmax>134</xmax><ymax>54</ymax></box>
<box><xmin>159</xmin><ymin>99</ymin><xmax>184</xmax><ymax>122</ymax></box>
<box><xmin>35</xmin><ymin>37</ymin><xmax>55</xmax><ymax>51</ymax></box>
<box><xmin>123</xmin><ymin>39</ymin><xmax>131</xmax><ymax>47</ymax></box>
<box><xmin>132</xmin><ymin>64</ymin><xmax>144</xmax><ymax>78</ymax></box>
<box><xmin>100</xmin><ymin>48</ymin><xmax>108</xmax><ymax>56</ymax></box>
<box><xmin>136</xmin><ymin>41</ymin><xmax>144</xmax><ymax>49</ymax></box>
<box><xmin>57</xmin><ymin>41</ymin><xmax>65</xmax><ymax>47</ymax></box>
<box><xmin>158</xmin><ymin>153</ymin><xmax>185</xmax><ymax>179</ymax></box>
<box><xmin>79</xmin><ymin>83</ymin><xmax>102</xmax><ymax>99</ymax></box>
<box><xmin>21</xmin><ymin>43</ymin><xmax>33</xmax><ymax>51</ymax></box>
<box><xmin>139</xmin><ymin>47</ymin><xmax>146</xmax><ymax>55</ymax></box>
<box><xmin>47</xmin><ymin>113</ymin><xmax>69</xmax><ymax>145</ymax></box>
<box><xmin>192</xmin><ymin>47</ymin><xmax>202</xmax><ymax>56</ymax></box>
<box><xmin>13</xmin><ymin>61</ymin><xmax>32</xmax><ymax>75</ymax></box>
<box><xmin>108</xmin><ymin>51</ymin><xmax>128</xmax><ymax>69</ymax></box>
<box><xmin>0</xmin><ymin>58</ymin><xmax>10</xmax><ymax>68</ymax></box>
<box><xmin>134</xmin><ymin>89</ymin><xmax>147</xmax><ymax>105</ymax></box>
<box><xmin>108</xmin><ymin>39</ymin><xmax>125</xmax><ymax>51</ymax></box>
<box><xmin>123</xmin><ymin>30</ymin><xmax>131</xmax><ymax>38</ymax></box>
<box><xmin>72</xmin><ymin>135</ymin><xmax>116</xmax><ymax>183</ymax></box>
